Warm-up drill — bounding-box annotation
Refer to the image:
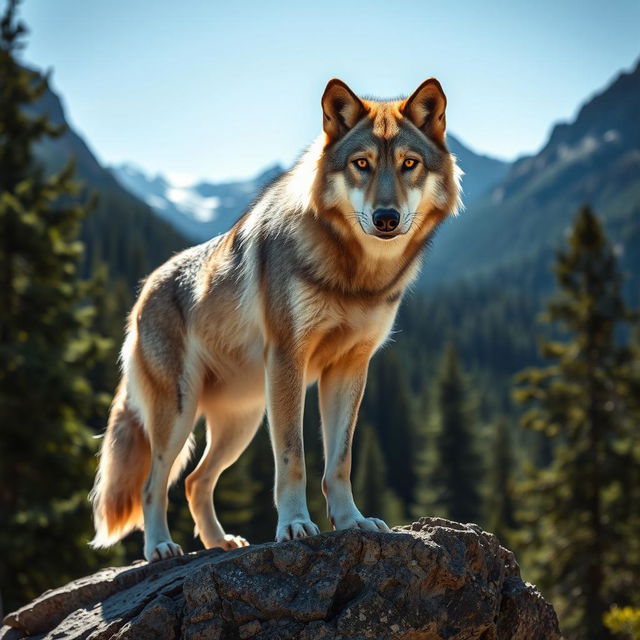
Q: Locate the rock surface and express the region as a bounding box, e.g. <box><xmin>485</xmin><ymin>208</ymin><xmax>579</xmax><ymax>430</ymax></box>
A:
<box><xmin>1</xmin><ymin>518</ymin><xmax>561</xmax><ymax>639</ymax></box>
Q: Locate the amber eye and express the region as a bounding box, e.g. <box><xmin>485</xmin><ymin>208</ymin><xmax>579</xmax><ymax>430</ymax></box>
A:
<box><xmin>354</xmin><ymin>158</ymin><xmax>369</xmax><ymax>170</ymax></box>
<box><xmin>403</xmin><ymin>158</ymin><xmax>418</xmax><ymax>170</ymax></box>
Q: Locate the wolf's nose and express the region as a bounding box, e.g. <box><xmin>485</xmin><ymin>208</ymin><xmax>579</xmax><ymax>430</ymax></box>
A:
<box><xmin>372</xmin><ymin>208</ymin><xmax>400</xmax><ymax>232</ymax></box>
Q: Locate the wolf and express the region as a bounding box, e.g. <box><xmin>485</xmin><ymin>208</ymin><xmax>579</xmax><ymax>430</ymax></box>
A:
<box><xmin>90</xmin><ymin>77</ymin><xmax>462</xmax><ymax>561</ymax></box>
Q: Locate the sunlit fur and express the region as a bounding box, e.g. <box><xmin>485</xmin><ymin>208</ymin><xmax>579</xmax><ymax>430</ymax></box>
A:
<box><xmin>90</xmin><ymin>78</ymin><xmax>462</xmax><ymax>562</ymax></box>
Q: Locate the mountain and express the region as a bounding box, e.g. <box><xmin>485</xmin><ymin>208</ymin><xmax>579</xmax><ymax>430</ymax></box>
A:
<box><xmin>28</xmin><ymin>73</ymin><xmax>188</xmax><ymax>291</ymax></box>
<box><xmin>113</xmin><ymin>136</ymin><xmax>507</xmax><ymax>243</ymax></box>
<box><xmin>422</xmin><ymin>59</ymin><xmax>640</xmax><ymax>291</ymax></box>
<box><xmin>446</xmin><ymin>134</ymin><xmax>509</xmax><ymax>203</ymax></box>
<box><xmin>111</xmin><ymin>163</ymin><xmax>283</xmax><ymax>242</ymax></box>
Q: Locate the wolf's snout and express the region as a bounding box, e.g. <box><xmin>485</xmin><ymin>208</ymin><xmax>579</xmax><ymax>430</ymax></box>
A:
<box><xmin>372</xmin><ymin>208</ymin><xmax>400</xmax><ymax>233</ymax></box>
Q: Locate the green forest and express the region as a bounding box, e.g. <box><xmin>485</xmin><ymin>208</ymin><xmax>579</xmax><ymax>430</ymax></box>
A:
<box><xmin>1</xmin><ymin>3</ymin><xmax>639</xmax><ymax>639</ymax></box>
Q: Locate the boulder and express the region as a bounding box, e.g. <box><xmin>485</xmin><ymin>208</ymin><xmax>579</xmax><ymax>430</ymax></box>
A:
<box><xmin>1</xmin><ymin>517</ymin><xmax>561</xmax><ymax>639</ymax></box>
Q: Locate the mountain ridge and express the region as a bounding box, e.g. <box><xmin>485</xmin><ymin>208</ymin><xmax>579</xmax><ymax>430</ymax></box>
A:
<box><xmin>27</xmin><ymin>68</ymin><xmax>188</xmax><ymax>291</ymax></box>
<box><xmin>421</xmin><ymin>57</ymin><xmax>640</xmax><ymax>291</ymax></box>
<box><xmin>111</xmin><ymin>162</ymin><xmax>284</xmax><ymax>242</ymax></box>
<box><xmin>112</xmin><ymin>134</ymin><xmax>508</xmax><ymax>243</ymax></box>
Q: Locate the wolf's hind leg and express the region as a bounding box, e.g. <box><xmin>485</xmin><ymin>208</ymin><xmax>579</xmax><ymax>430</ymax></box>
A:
<box><xmin>141</xmin><ymin>394</ymin><xmax>199</xmax><ymax>561</ymax></box>
<box><xmin>319</xmin><ymin>346</ymin><xmax>390</xmax><ymax>533</ymax></box>
<box><xmin>185</xmin><ymin>403</ymin><xmax>263</xmax><ymax>550</ymax></box>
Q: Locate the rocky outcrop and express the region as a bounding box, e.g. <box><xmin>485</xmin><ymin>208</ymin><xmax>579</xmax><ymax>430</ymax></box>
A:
<box><xmin>1</xmin><ymin>518</ymin><xmax>561</xmax><ymax>639</ymax></box>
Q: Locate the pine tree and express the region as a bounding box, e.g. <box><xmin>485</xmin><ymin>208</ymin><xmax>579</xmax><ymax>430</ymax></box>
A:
<box><xmin>614</xmin><ymin>329</ymin><xmax>640</xmax><ymax>608</ymax></box>
<box><xmin>209</xmin><ymin>430</ymin><xmax>261</xmax><ymax>543</ymax></box>
<box><xmin>0</xmin><ymin>0</ymin><xmax>115</xmax><ymax>610</ymax></box>
<box><xmin>513</xmin><ymin>206</ymin><xmax>640</xmax><ymax>640</ymax></box>
<box><xmin>245</xmin><ymin>423</ymin><xmax>279</xmax><ymax>543</ymax></box>
<box><xmin>353</xmin><ymin>423</ymin><xmax>404</xmax><ymax>526</ymax></box>
<box><xmin>361</xmin><ymin>349</ymin><xmax>417</xmax><ymax>515</ymax></box>
<box><xmin>428</xmin><ymin>342</ymin><xmax>482</xmax><ymax>523</ymax></box>
<box><xmin>485</xmin><ymin>416</ymin><xmax>517</xmax><ymax>543</ymax></box>
<box><xmin>410</xmin><ymin>416</ymin><xmax>435</xmax><ymax>519</ymax></box>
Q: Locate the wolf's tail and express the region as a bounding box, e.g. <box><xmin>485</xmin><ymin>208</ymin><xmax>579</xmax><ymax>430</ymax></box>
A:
<box><xmin>90</xmin><ymin>380</ymin><xmax>151</xmax><ymax>548</ymax></box>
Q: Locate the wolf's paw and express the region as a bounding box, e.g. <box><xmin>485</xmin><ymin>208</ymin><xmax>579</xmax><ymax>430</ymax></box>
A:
<box><xmin>145</xmin><ymin>540</ymin><xmax>184</xmax><ymax>562</ymax></box>
<box><xmin>333</xmin><ymin>514</ymin><xmax>390</xmax><ymax>532</ymax></box>
<box><xmin>212</xmin><ymin>534</ymin><xmax>250</xmax><ymax>550</ymax></box>
<box><xmin>276</xmin><ymin>519</ymin><xmax>320</xmax><ymax>542</ymax></box>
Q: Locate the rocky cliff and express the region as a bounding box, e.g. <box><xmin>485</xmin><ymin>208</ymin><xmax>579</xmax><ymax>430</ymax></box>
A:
<box><xmin>1</xmin><ymin>518</ymin><xmax>561</xmax><ymax>639</ymax></box>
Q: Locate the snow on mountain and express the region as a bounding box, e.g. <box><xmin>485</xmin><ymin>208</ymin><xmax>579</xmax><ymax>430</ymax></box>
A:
<box><xmin>111</xmin><ymin>163</ymin><xmax>283</xmax><ymax>242</ymax></box>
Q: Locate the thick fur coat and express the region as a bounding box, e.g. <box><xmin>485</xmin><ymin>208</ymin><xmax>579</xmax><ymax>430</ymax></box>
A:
<box><xmin>91</xmin><ymin>78</ymin><xmax>461</xmax><ymax>561</ymax></box>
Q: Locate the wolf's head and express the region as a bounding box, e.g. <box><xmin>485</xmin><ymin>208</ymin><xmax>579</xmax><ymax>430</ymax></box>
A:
<box><xmin>313</xmin><ymin>78</ymin><xmax>462</xmax><ymax>251</ymax></box>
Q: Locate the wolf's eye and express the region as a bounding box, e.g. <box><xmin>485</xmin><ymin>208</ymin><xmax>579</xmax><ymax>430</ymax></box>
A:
<box><xmin>403</xmin><ymin>158</ymin><xmax>419</xmax><ymax>170</ymax></box>
<box><xmin>354</xmin><ymin>158</ymin><xmax>369</xmax><ymax>170</ymax></box>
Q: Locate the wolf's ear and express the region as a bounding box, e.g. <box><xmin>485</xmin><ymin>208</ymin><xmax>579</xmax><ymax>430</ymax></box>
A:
<box><xmin>322</xmin><ymin>79</ymin><xmax>367</xmax><ymax>143</ymax></box>
<box><xmin>401</xmin><ymin>78</ymin><xmax>447</xmax><ymax>146</ymax></box>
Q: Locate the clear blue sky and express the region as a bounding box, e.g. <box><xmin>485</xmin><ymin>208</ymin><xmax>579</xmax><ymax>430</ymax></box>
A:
<box><xmin>19</xmin><ymin>0</ymin><xmax>640</xmax><ymax>183</ymax></box>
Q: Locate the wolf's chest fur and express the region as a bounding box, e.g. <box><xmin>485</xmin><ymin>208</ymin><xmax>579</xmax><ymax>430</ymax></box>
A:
<box><xmin>194</xmin><ymin>247</ymin><xmax>399</xmax><ymax>401</ymax></box>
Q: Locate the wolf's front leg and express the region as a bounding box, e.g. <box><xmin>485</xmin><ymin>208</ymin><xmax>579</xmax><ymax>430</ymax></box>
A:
<box><xmin>265</xmin><ymin>347</ymin><xmax>320</xmax><ymax>541</ymax></box>
<box><xmin>319</xmin><ymin>349</ymin><xmax>390</xmax><ymax>533</ymax></box>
